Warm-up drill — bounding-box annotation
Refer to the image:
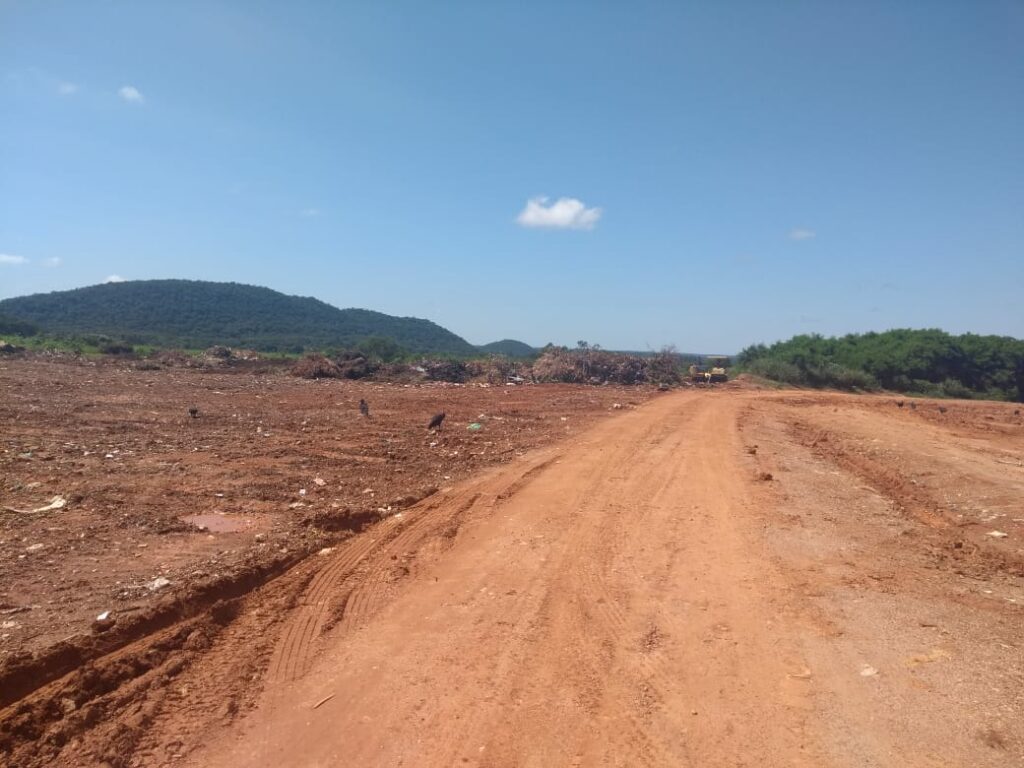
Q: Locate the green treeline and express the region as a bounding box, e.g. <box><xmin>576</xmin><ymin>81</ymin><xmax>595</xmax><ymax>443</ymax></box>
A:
<box><xmin>738</xmin><ymin>329</ymin><xmax>1024</xmax><ymax>401</ymax></box>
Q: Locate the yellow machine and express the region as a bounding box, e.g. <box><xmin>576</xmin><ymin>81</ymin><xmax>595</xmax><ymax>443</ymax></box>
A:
<box><xmin>689</xmin><ymin>357</ymin><xmax>729</xmax><ymax>384</ymax></box>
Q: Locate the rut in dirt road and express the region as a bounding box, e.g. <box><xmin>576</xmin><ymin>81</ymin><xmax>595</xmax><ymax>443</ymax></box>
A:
<box><xmin>193</xmin><ymin>394</ymin><xmax>822</xmax><ymax>767</ymax></box>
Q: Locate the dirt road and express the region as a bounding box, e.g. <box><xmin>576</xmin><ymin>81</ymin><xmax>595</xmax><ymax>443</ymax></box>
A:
<box><xmin>4</xmin><ymin>385</ymin><xmax>1022</xmax><ymax>766</ymax></box>
<box><xmin>181</xmin><ymin>391</ymin><xmax>1021</xmax><ymax>767</ymax></box>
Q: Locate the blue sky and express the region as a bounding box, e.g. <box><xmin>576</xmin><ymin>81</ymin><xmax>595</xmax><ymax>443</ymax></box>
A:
<box><xmin>2</xmin><ymin>1</ymin><xmax>1022</xmax><ymax>352</ymax></box>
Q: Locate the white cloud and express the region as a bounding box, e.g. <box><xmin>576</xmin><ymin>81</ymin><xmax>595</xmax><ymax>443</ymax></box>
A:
<box><xmin>43</xmin><ymin>256</ymin><xmax>62</xmax><ymax>268</ymax></box>
<box><xmin>516</xmin><ymin>196</ymin><xmax>602</xmax><ymax>230</ymax></box>
<box><xmin>104</xmin><ymin>274</ymin><xmax>126</xmax><ymax>283</ymax></box>
<box><xmin>788</xmin><ymin>227</ymin><xmax>816</xmax><ymax>241</ymax></box>
<box><xmin>0</xmin><ymin>253</ymin><xmax>28</xmax><ymax>265</ymax></box>
<box><xmin>57</xmin><ymin>82</ymin><xmax>78</xmax><ymax>96</ymax></box>
<box><xmin>118</xmin><ymin>85</ymin><xmax>144</xmax><ymax>104</ymax></box>
<box><xmin>299</xmin><ymin>207</ymin><xmax>321</xmax><ymax>218</ymax></box>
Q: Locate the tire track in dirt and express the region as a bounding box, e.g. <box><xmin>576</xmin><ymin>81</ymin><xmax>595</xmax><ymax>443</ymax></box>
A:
<box><xmin>265</xmin><ymin>453</ymin><xmax>561</xmax><ymax>684</ymax></box>
<box><xmin>786</xmin><ymin>414</ymin><xmax>1024</xmax><ymax>579</ymax></box>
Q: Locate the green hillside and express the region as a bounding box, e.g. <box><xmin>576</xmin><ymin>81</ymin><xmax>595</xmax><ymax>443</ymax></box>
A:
<box><xmin>478</xmin><ymin>339</ymin><xmax>537</xmax><ymax>358</ymax></box>
<box><xmin>0</xmin><ymin>280</ymin><xmax>476</xmax><ymax>355</ymax></box>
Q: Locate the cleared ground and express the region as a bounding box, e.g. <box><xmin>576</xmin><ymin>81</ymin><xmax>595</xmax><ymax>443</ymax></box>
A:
<box><xmin>1</xmin><ymin>360</ymin><xmax>1022</xmax><ymax>766</ymax></box>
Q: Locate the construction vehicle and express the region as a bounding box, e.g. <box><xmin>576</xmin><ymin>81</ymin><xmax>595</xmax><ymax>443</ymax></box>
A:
<box><xmin>688</xmin><ymin>356</ymin><xmax>729</xmax><ymax>384</ymax></box>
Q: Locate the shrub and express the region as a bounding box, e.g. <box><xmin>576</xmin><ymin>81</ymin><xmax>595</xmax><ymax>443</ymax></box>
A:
<box><xmin>100</xmin><ymin>342</ymin><xmax>136</xmax><ymax>356</ymax></box>
<box><xmin>746</xmin><ymin>358</ymin><xmax>805</xmax><ymax>385</ymax></box>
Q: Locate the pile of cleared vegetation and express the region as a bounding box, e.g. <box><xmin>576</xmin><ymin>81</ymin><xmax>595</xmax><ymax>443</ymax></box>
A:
<box><xmin>287</xmin><ymin>344</ymin><xmax>686</xmax><ymax>387</ymax></box>
<box><xmin>530</xmin><ymin>344</ymin><xmax>684</xmax><ymax>385</ymax></box>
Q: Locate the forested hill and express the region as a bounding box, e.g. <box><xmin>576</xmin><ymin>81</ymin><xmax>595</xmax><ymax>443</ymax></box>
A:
<box><xmin>478</xmin><ymin>339</ymin><xmax>537</xmax><ymax>358</ymax></box>
<box><xmin>738</xmin><ymin>329</ymin><xmax>1024</xmax><ymax>401</ymax></box>
<box><xmin>0</xmin><ymin>280</ymin><xmax>477</xmax><ymax>355</ymax></box>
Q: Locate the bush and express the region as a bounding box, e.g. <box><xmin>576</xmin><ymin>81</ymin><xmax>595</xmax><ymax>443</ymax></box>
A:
<box><xmin>357</xmin><ymin>336</ymin><xmax>406</xmax><ymax>363</ymax></box>
<box><xmin>746</xmin><ymin>358</ymin><xmax>805</xmax><ymax>385</ymax></box>
<box><xmin>939</xmin><ymin>378</ymin><xmax>974</xmax><ymax>399</ymax></box>
<box><xmin>808</xmin><ymin>363</ymin><xmax>879</xmax><ymax>391</ymax></box>
<box><xmin>100</xmin><ymin>342</ymin><xmax>136</xmax><ymax>356</ymax></box>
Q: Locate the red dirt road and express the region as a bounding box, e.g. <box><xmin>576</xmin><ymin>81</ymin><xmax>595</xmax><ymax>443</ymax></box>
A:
<box><xmin>185</xmin><ymin>391</ymin><xmax>1022</xmax><ymax>768</ymax></box>
<box><xmin>3</xmin><ymin>378</ymin><xmax>1022</xmax><ymax>766</ymax></box>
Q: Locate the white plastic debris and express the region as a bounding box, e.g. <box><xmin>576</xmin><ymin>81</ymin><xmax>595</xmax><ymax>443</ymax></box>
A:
<box><xmin>34</xmin><ymin>496</ymin><xmax>66</xmax><ymax>512</ymax></box>
<box><xmin>986</xmin><ymin>531</ymin><xmax>1009</xmax><ymax>538</ymax></box>
<box><xmin>859</xmin><ymin>665</ymin><xmax>879</xmax><ymax>677</ymax></box>
<box><xmin>148</xmin><ymin>576</ymin><xmax>171</xmax><ymax>592</ymax></box>
<box><xmin>3</xmin><ymin>496</ymin><xmax>67</xmax><ymax>515</ymax></box>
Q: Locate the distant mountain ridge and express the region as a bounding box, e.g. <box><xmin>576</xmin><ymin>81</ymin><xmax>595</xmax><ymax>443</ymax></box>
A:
<box><xmin>0</xmin><ymin>280</ymin><xmax>477</xmax><ymax>355</ymax></box>
<box><xmin>478</xmin><ymin>339</ymin><xmax>537</xmax><ymax>358</ymax></box>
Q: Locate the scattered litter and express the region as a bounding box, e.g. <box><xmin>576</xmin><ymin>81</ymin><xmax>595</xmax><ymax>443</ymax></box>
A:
<box><xmin>467</xmin><ymin>422</ymin><xmax>482</xmax><ymax>431</ymax></box>
<box><xmin>148</xmin><ymin>577</ymin><xmax>171</xmax><ymax>592</ymax></box>
<box><xmin>92</xmin><ymin>611</ymin><xmax>115</xmax><ymax>632</ymax></box>
<box><xmin>611</xmin><ymin>403</ymin><xmax>623</xmax><ymax>410</ymax></box>
<box><xmin>362</xmin><ymin>488</ymin><xmax>374</xmax><ymax>494</ymax></box>
<box><xmin>105</xmin><ymin>453</ymin><xmax>115</xmax><ymax>459</ymax></box>
<box><xmin>859</xmin><ymin>665</ymin><xmax>879</xmax><ymax>677</ymax></box>
<box><xmin>25</xmin><ymin>543</ymin><xmax>45</xmax><ymax>553</ymax></box>
<box><xmin>986</xmin><ymin>530</ymin><xmax>1009</xmax><ymax>538</ymax></box>
<box><xmin>317</xmin><ymin>547</ymin><xmax>335</xmax><ymax>556</ymax></box>
<box><xmin>299</xmin><ymin>488</ymin><xmax>307</xmax><ymax>496</ymax></box>
<box><xmin>313</xmin><ymin>477</ymin><xmax>326</xmax><ymax>486</ymax></box>
<box><xmin>3</xmin><ymin>495</ymin><xmax>68</xmax><ymax>515</ymax></box>
<box><xmin>312</xmin><ymin>693</ymin><xmax>335</xmax><ymax>710</ymax></box>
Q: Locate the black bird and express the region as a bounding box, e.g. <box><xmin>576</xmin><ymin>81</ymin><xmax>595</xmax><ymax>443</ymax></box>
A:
<box><xmin>428</xmin><ymin>412</ymin><xmax>446</xmax><ymax>431</ymax></box>
<box><xmin>359</xmin><ymin>399</ymin><xmax>370</xmax><ymax>418</ymax></box>
<box><xmin>188</xmin><ymin>407</ymin><xmax>200</xmax><ymax>419</ymax></box>
<box><xmin>938</xmin><ymin>406</ymin><xmax>948</xmax><ymax>414</ymax></box>
<box><xmin>896</xmin><ymin>400</ymin><xmax>904</xmax><ymax>408</ymax></box>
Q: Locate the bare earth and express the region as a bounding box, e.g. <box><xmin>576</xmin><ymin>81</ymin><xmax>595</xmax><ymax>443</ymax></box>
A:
<box><xmin>2</xmin><ymin>361</ymin><xmax>1022</xmax><ymax>766</ymax></box>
